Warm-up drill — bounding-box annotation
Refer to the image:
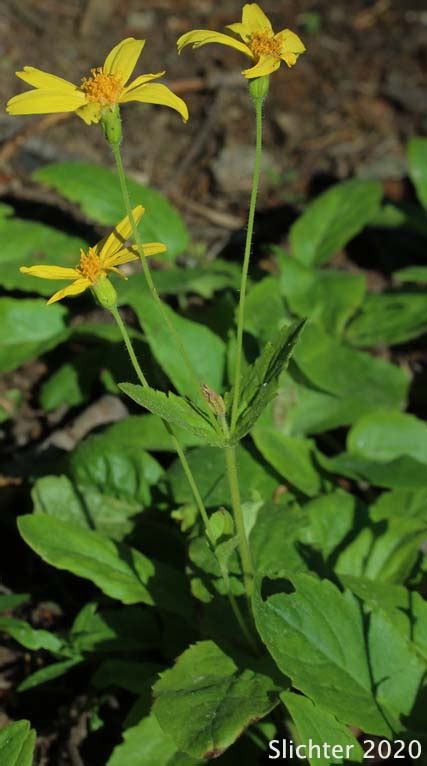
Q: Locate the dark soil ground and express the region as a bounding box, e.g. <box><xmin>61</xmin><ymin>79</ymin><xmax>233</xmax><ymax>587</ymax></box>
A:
<box><xmin>1</xmin><ymin>0</ymin><xmax>427</xmax><ymax>763</ymax></box>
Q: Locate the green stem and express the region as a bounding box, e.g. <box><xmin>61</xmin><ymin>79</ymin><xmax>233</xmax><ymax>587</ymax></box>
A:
<box><xmin>111</xmin><ymin>141</ymin><xmax>214</xmax><ymax>422</ymax></box>
<box><xmin>112</xmin><ymin>304</ymin><xmax>256</xmax><ymax>647</ymax></box>
<box><xmin>230</xmin><ymin>97</ymin><xmax>264</xmax><ymax>431</ymax></box>
<box><xmin>224</xmin><ymin>444</ymin><xmax>254</xmax><ymax>600</ymax></box>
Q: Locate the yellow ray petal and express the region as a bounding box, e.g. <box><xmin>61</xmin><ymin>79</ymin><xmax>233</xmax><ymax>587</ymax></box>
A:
<box><xmin>122</xmin><ymin>71</ymin><xmax>165</xmax><ymax>95</ymax></box>
<box><xmin>107</xmin><ymin>248</ymin><xmax>139</xmax><ymax>266</ymax></box>
<box><xmin>277</xmin><ymin>29</ymin><xmax>306</xmax><ymax>55</ymax></box>
<box><xmin>20</xmin><ymin>265</ymin><xmax>80</xmax><ymax>280</ymax></box>
<box><xmin>177</xmin><ymin>30</ymin><xmax>251</xmax><ymax>58</ymax></box>
<box><xmin>242</xmin><ymin>3</ymin><xmax>273</xmax><ymax>34</ymax></box>
<box><xmin>141</xmin><ymin>242</ymin><xmax>167</xmax><ymax>257</ymax></box>
<box><xmin>76</xmin><ymin>102</ymin><xmax>102</xmax><ymax>124</ymax></box>
<box><xmin>226</xmin><ymin>23</ymin><xmax>252</xmax><ymax>43</ymax></box>
<box><xmin>47</xmin><ymin>278</ymin><xmax>90</xmax><ymax>304</ymax></box>
<box><xmin>281</xmin><ymin>52</ymin><xmax>298</xmax><ymax>67</ymax></box>
<box><xmin>100</xmin><ymin>206</ymin><xmax>145</xmax><ymax>261</ymax></box>
<box><xmin>16</xmin><ymin>67</ymin><xmax>77</xmax><ymax>91</ymax></box>
<box><xmin>103</xmin><ymin>38</ymin><xmax>145</xmax><ymax>85</ymax></box>
<box><xmin>7</xmin><ymin>88</ymin><xmax>86</xmax><ymax>115</ymax></box>
<box><xmin>242</xmin><ymin>54</ymin><xmax>281</xmax><ymax>79</ymax></box>
<box><xmin>121</xmin><ymin>83</ymin><xmax>189</xmax><ymax>123</ymax></box>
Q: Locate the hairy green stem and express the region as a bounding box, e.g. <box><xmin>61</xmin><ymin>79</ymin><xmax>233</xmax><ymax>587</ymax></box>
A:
<box><xmin>230</xmin><ymin>96</ymin><xmax>264</xmax><ymax>431</ymax></box>
<box><xmin>224</xmin><ymin>443</ymin><xmax>254</xmax><ymax>599</ymax></box>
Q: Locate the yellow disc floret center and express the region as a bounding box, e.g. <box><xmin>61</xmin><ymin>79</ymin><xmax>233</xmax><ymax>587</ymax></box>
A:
<box><xmin>78</xmin><ymin>248</ymin><xmax>103</xmax><ymax>283</ymax></box>
<box><xmin>249</xmin><ymin>31</ymin><xmax>282</xmax><ymax>60</ymax></box>
<box><xmin>81</xmin><ymin>68</ymin><xmax>123</xmax><ymax>105</ymax></box>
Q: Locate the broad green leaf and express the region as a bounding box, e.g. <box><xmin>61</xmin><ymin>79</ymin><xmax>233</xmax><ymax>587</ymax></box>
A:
<box><xmin>128</xmin><ymin>295</ymin><xmax>226</xmax><ymax>399</ymax></box>
<box><xmin>347</xmin><ymin>411</ymin><xmax>427</xmax><ymax>464</ymax></box>
<box><xmin>319</xmin><ymin>450</ymin><xmax>427</xmax><ymax>490</ymax></box>
<box><xmin>32</xmin><ymin>475</ymin><xmax>143</xmax><ymax>541</ymax></box>
<box><xmin>283</xmin><ymin>692</ymin><xmax>363</xmax><ymax>765</ymax></box>
<box><xmin>254</xmin><ymin>573</ymin><xmax>424</xmax><ymax>736</ymax></box>
<box><xmin>153</xmin><ymin>641</ymin><xmax>279</xmax><ymax>759</ymax></box>
<box><xmin>342</xmin><ymin>577</ymin><xmax>427</xmax><ymax>663</ymax></box>
<box><xmin>0</xmin><ymin>720</ymin><xmax>36</xmax><ymax>766</ymax></box>
<box><xmin>258</xmin><ymin>323</ymin><xmax>407</xmax><ymax>435</ymax></box>
<box><xmin>119</xmin><ymin>260</ymin><xmax>240</xmax><ymax>303</ymax></box>
<box><xmin>232</xmin><ymin>319</ymin><xmax>305</xmax><ymax>442</ymax></box>
<box><xmin>301</xmin><ymin>491</ymin><xmax>357</xmax><ymax>560</ymax></box>
<box><xmin>346</xmin><ymin>292</ymin><xmax>427</xmax><ymax>347</ymax></box>
<box><xmin>33</xmin><ymin>423</ymin><xmax>163</xmax><ymax>540</ymax></box>
<box><xmin>39</xmin><ymin>361</ymin><xmax>92</xmax><ymax>411</ymax></box>
<box><xmin>166</xmin><ymin>445</ymin><xmax>278</xmax><ymax>507</ymax></box>
<box><xmin>279</xmin><ymin>255</ymin><xmax>365</xmax><ymax>335</ymax></box>
<box><xmin>371</xmin><ymin>488</ymin><xmax>427</xmax><ymax>523</ymax></box>
<box><xmin>18</xmin><ymin>658</ymin><xmax>82</xmax><ymax>692</ymax></box>
<box><xmin>18</xmin><ymin>515</ymin><xmax>191</xmax><ymax>616</ymax></box>
<box><xmin>301</xmin><ymin>490</ymin><xmax>426</xmax><ymax>584</ymax></box>
<box><xmin>119</xmin><ymin>384</ymin><xmax>223</xmax><ymax>446</ymax></box>
<box><xmin>0</xmin><ymin>212</ymin><xmax>86</xmax><ymax>295</ymax></box>
<box><xmin>33</xmin><ymin>162</ymin><xmax>189</xmax><ymax>259</ymax></box>
<box><xmin>253</xmin><ymin>429</ymin><xmax>324</xmax><ymax>497</ymax></box>
<box><xmin>244</xmin><ymin>276</ymin><xmax>290</xmax><ymax>343</ymax></box>
<box><xmin>249</xmin><ymin>498</ymin><xmax>309</xmax><ymax>575</ymax></box>
<box><xmin>408</xmin><ymin>137</ymin><xmax>427</xmax><ymax>209</ymax></box>
<box><xmin>108</xmin><ymin>714</ymin><xmax>200</xmax><ymax>766</ymax></box>
<box><xmin>334</xmin><ymin>516</ymin><xmax>426</xmax><ymax>584</ymax></box>
<box><xmin>0</xmin><ymin>298</ymin><xmax>68</xmax><ymax>373</ymax></box>
<box><xmin>289</xmin><ymin>180</ymin><xmax>382</xmax><ymax>266</ymax></box>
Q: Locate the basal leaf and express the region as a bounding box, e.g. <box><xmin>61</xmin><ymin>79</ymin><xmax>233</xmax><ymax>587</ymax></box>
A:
<box><xmin>252</xmin><ymin>429</ymin><xmax>324</xmax><ymax>497</ymax></box>
<box><xmin>108</xmin><ymin>714</ymin><xmax>200</xmax><ymax>766</ymax></box>
<box><xmin>128</xmin><ymin>294</ymin><xmax>226</xmax><ymax>402</ymax></box>
<box><xmin>18</xmin><ymin>658</ymin><xmax>82</xmax><ymax>692</ymax></box>
<box><xmin>153</xmin><ymin>641</ymin><xmax>280</xmax><ymax>759</ymax></box>
<box><xmin>347</xmin><ymin>411</ymin><xmax>427</xmax><ymax>464</ymax></box>
<box><xmin>289</xmin><ymin>180</ymin><xmax>382</xmax><ymax>266</ymax></box>
<box><xmin>279</xmin><ymin>254</ymin><xmax>365</xmax><ymax>336</ymax></box>
<box><xmin>283</xmin><ymin>692</ymin><xmax>364</xmax><ymax>766</ymax></box>
<box><xmin>33</xmin><ymin>162</ymin><xmax>189</xmax><ymax>259</ymax></box>
<box><xmin>0</xmin><ymin>214</ymin><xmax>86</xmax><ymax>295</ymax></box>
<box><xmin>18</xmin><ymin>515</ymin><xmax>191</xmax><ymax>617</ymax></box>
<box><xmin>346</xmin><ymin>292</ymin><xmax>427</xmax><ymax>347</ymax></box>
<box><xmin>254</xmin><ymin>573</ymin><xmax>424</xmax><ymax>736</ymax></box>
<box><xmin>0</xmin><ymin>720</ymin><xmax>36</xmax><ymax>766</ymax></box>
<box><xmin>0</xmin><ymin>298</ymin><xmax>68</xmax><ymax>373</ymax></box>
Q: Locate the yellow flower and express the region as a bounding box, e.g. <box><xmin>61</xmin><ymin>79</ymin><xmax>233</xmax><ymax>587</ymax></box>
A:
<box><xmin>177</xmin><ymin>3</ymin><xmax>305</xmax><ymax>79</ymax></box>
<box><xmin>7</xmin><ymin>38</ymin><xmax>188</xmax><ymax>124</ymax></box>
<box><xmin>20</xmin><ymin>206</ymin><xmax>166</xmax><ymax>304</ymax></box>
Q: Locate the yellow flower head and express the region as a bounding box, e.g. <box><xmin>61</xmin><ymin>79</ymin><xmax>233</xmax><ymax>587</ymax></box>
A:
<box><xmin>20</xmin><ymin>206</ymin><xmax>166</xmax><ymax>304</ymax></box>
<box><xmin>7</xmin><ymin>38</ymin><xmax>188</xmax><ymax>124</ymax></box>
<box><xmin>177</xmin><ymin>3</ymin><xmax>305</xmax><ymax>79</ymax></box>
